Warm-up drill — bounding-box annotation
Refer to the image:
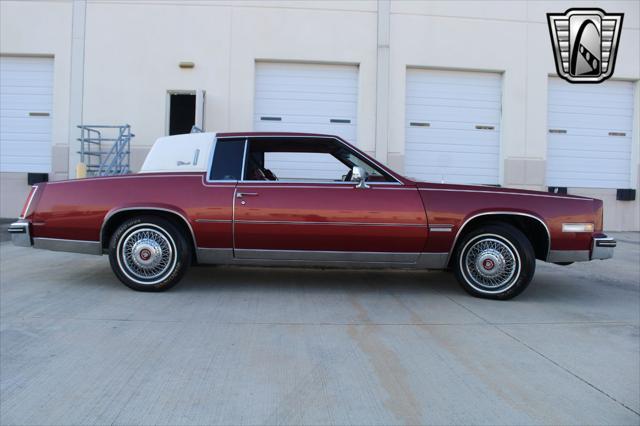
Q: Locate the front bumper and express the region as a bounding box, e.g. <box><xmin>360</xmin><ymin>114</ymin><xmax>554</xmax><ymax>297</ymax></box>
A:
<box><xmin>592</xmin><ymin>234</ymin><xmax>616</xmax><ymax>260</ymax></box>
<box><xmin>8</xmin><ymin>220</ymin><xmax>32</xmax><ymax>247</ymax></box>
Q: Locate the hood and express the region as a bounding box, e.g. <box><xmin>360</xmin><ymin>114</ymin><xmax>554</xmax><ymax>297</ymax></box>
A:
<box><xmin>415</xmin><ymin>181</ymin><xmax>594</xmax><ymax>201</ymax></box>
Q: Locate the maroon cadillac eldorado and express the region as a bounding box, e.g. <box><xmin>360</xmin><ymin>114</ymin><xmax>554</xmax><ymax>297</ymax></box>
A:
<box><xmin>8</xmin><ymin>132</ymin><xmax>616</xmax><ymax>299</ymax></box>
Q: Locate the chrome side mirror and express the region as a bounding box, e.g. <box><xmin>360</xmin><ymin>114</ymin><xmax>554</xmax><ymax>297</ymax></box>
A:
<box><xmin>352</xmin><ymin>166</ymin><xmax>370</xmax><ymax>189</ymax></box>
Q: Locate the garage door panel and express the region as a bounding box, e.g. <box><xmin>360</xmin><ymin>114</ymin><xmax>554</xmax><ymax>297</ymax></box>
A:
<box><xmin>549</xmin><ymin>156</ymin><xmax>630</xmax><ymax>171</ymax></box>
<box><xmin>254</xmin><ymin>62</ymin><xmax>358</xmax><ymax>148</ymax></box>
<box><xmin>547</xmin><ymin>169</ymin><xmax>630</xmax><ymax>187</ymax></box>
<box><xmin>405</xmin><ymin>86</ymin><xmax>501</xmax><ymax>102</ymax></box>
<box><xmin>407</xmin><ymin>152</ymin><xmax>499</xmax><ymax>167</ymax></box>
<box><xmin>405</xmin><ymin>69</ymin><xmax>501</xmax><ymax>185</ymax></box>
<box><xmin>547</xmin><ymin>78</ymin><xmax>634</xmax><ymax>189</ymax></box>
<box><xmin>255</xmin><ymin>90</ymin><xmax>356</xmax><ymax>103</ymax></box>
<box><xmin>0</xmin><ymin>86</ymin><xmax>53</xmax><ymax>96</ymax></box>
<box><xmin>549</xmin><ymin>104</ymin><xmax>634</xmax><ymax>118</ymax></box>
<box><xmin>407</xmin><ymin>122</ymin><xmax>500</xmax><ymax>133</ymax></box>
<box><xmin>254</xmin><ymin>113</ymin><xmax>356</xmax><ymax>126</ymax></box>
<box><xmin>407</xmin><ymin>138</ymin><xmax>499</xmax><ymax>154</ymax></box>
<box><xmin>255</xmin><ymin>120</ymin><xmax>357</xmax><ymax>139</ymax></box>
<box><xmin>0</xmin><ymin>57</ymin><xmax>53</xmax><ymax>173</ymax></box>
<box><xmin>407</xmin><ymin>128</ymin><xmax>499</xmax><ymax>144</ymax></box>
<box><xmin>548</xmin><ymin>115</ymin><xmax>632</xmax><ymax>132</ymax></box>
<box><xmin>406</xmin><ymin>106</ymin><xmax>500</xmax><ymax>124</ymax></box>
<box><xmin>548</xmin><ymin>135</ymin><xmax>631</xmax><ymax>152</ymax></box>
<box><xmin>406</xmin><ymin>96</ymin><xmax>501</xmax><ymax>110</ymax></box>
<box><xmin>255</xmin><ymin>99</ymin><xmax>356</xmax><ymax>118</ymax></box>
<box><xmin>255</xmin><ymin>78</ymin><xmax>357</xmax><ymax>91</ymax></box>
<box><xmin>1</xmin><ymin>117</ymin><xmax>51</xmax><ymax>131</ymax></box>
<box><xmin>407</xmin><ymin>70</ymin><xmax>501</xmax><ymax>85</ymax></box>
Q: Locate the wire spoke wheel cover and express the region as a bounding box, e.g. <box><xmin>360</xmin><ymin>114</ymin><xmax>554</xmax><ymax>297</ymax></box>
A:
<box><xmin>117</xmin><ymin>224</ymin><xmax>177</xmax><ymax>285</ymax></box>
<box><xmin>460</xmin><ymin>234</ymin><xmax>521</xmax><ymax>294</ymax></box>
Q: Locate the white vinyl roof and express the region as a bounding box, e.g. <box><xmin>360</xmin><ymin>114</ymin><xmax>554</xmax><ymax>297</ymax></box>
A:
<box><xmin>140</xmin><ymin>132</ymin><xmax>216</xmax><ymax>173</ymax></box>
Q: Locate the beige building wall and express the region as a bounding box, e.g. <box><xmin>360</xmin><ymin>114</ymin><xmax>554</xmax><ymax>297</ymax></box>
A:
<box><xmin>0</xmin><ymin>0</ymin><xmax>73</xmax><ymax>218</ymax></box>
<box><xmin>1</xmin><ymin>0</ymin><xmax>638</xmax><ymax>230</ymax></box>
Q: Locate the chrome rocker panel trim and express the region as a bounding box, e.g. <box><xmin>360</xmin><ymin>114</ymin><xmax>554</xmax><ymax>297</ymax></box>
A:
<box><xmin>196</xmin><ymin>248</ymin><xmax>449</xmax><ymax>269</ymax></box>
<box><xmin>33</xmin><ymin>237</ymin><xmax>102</xmax><ymax>255</ymax></box>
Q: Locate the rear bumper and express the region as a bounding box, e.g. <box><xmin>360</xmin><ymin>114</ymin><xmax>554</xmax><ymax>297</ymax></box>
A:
<box><xmin>8</xmin><ymin>219</ymin><xmax>102</xmax><ymax>255</ymax></box>
<box><xmin>547</xmin><ymin>233</ymin><xmax>616</xmax><ymax>263</ymax></box>
<box><xmin>591</xmin><ymin>235</ymin><xmax>616</xmax><ymax>260</ymax></box>
<box><xmin>8</xmin><ymin>220</ymin><xmax>32</xmax><ymax>247</ymax></box>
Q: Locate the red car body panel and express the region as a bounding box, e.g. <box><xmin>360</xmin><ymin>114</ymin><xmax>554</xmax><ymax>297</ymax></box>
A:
<box><xmin>234</xmin><ymin>182</ymin><xmax>427</xmax><ymax>252</ymax></box>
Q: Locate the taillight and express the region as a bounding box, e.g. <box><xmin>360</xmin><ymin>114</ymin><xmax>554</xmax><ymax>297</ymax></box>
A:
<box><xmin>19</xmin><ymin>186</ymin><xmax>38</xmax><ymax>219</ymax></box>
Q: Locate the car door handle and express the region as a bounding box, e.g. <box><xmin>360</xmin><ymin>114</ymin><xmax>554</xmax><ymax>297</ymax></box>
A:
<box><xmin>236</xmin><ymin>192</ymin><xmax>259</xmax><ymax>198</ymax></box>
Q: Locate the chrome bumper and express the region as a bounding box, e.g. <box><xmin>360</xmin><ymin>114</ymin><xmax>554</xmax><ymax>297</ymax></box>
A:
<box><xmin>8</xmin><ymin>220</ymin><xmax>32</xmax><ymax>247</ymax></box>
<box><xmin>592</xmin><ymin>235</ymin><xmax>616</xmax><ymax>260</ymax></box>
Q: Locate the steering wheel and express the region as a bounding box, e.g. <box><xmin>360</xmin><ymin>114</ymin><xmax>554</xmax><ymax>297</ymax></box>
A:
<box><xmin>343</xmin><ymin>170</ymin><xmax>353</xmax><ymax>182</ymax></box>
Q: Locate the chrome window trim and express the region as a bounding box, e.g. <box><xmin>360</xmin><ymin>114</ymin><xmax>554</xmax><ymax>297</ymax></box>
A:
<box><xmin>216</xmin><ymin>134</ymin><xmax>404</xmax><ymax>185</ymax></box>
<box><xmin>236</xmin><ymin>180</ymin><xmax>402</xmax><ymax>186</ymax></box>
<box><xmin>205</xmin><ymin>135</ymin><xmax>247</xmax><ymax>183</ymax></box>
<box><xmin>447</xmin><ymin>211</ymin><xmax>551</xmax><ymax>263</ymax></box>
<box><xmin>240</xmin><ymin>138</ymin><xmax>248</xmax><ymax>180</ymax></box>
<box><xmin>100</xmin><ymin>207</ymin><xmax>198</xmax><ymax>250</ymax></box>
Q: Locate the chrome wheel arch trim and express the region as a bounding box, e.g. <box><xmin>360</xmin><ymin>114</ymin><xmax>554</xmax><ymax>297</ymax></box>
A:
<box><xmin>446</xmin><ymin>211</ymin><xmax>551</xmax><ymax>264</ymax></box>
<box><xmin>100</xmin><ymin>207</ymin><xmax>197</xmax><ymax>253</ymax></box>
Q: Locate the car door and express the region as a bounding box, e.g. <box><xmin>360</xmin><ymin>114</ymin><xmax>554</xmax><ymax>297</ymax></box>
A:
<box><xmin>233</xmin><ymin>137</ymin><xmax>428</xmax><ymax>264</ymax></box>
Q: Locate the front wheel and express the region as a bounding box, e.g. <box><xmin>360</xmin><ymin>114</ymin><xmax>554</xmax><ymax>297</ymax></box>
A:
<box><xmin>109</xmin><ymin>216</ymin><xmax>191</xmax><ymax>291</ymax></box>
<box><xmin>453</xmin><ymin>223</ymin><xmax>535</xmax><ymax>300</ymax></box>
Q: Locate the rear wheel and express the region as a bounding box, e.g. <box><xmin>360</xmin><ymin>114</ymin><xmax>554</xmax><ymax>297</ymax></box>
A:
<box><xmin>108</xmin><ymin>216</ymin><xmax>191</xmax><ymax>291</ymax></box>
<box><xmin>453</xmin><ymin>223</ymin><xmax>535</xmax><ymax>300</ymax></box>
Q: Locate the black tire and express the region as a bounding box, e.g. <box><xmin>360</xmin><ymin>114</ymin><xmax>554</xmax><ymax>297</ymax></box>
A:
<box><xmin>453</xmin><ymin>223</ymin><xmax>535</xmax><ymax>300</ymax></box>
<box><xmin>108</xmin><ymin>215</ymin><xmax>191</xmax><ymax>291</ymax></box>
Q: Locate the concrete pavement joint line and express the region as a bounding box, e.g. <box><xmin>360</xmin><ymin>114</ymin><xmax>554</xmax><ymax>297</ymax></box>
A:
<box><xmin>495</xmin><ymin>325</ymin><xmax>640</xmax><ymax>418</ymax></box>
<box><xmin>1</xmin><ymin>315</ymin><xmax>637</xmax><ymax>327</ymax></box>
<box><xmin>445</xmin><ymin>295</ymin><xmax>640</xmax><ymax>418</ymax></box>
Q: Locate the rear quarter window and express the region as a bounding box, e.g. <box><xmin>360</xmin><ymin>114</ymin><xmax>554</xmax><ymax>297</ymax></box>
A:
<box><xmin>209</xmin><ymin>139</ymin><xmax>246</xmax><ymax>180</ymax></box>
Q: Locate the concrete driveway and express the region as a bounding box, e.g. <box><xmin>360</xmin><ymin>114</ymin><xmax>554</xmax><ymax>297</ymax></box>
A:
<box><xmin>1</xmin><ymin>233</ymin><xmax>639</xmax><ymax>425</ymax></box>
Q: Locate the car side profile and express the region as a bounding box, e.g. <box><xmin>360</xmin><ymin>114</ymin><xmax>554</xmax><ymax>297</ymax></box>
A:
<box><xmin>9</xmin><ymin>132</ymin><xmax>616</xmax><ymax>299</ymax></box>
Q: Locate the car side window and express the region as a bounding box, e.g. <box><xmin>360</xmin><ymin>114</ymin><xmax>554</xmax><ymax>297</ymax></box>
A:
<box><xmin>243</xmin><ymin>137</ymin><xmax>396</xmax><ymax>183</ymax></box>
<box><xmin>263</xmin><ymin>152</ymin><xmax>349</xmax><ymax>181</ymax></box>
<box><xmin>209</xmin><ymin>139</ymin><xmax>246</xmax><ymax>181</ymax></box>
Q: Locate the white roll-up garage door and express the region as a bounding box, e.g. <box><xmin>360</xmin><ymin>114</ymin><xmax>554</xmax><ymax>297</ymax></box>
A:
<box><xmin>547</xmin><ymin>78</ymin><xmax>635</xmax><ymax>188</ymax></box>
<box><xmin>254</xmin><ymin>62</ymin><xmax>358</xmax><ymax>180</ymax></box>
<box><xmin>0</xmin><ymin>56</ymin><xmax>53</xmax><ymax>173</ymax></box>
<box><xmin>405</xmin><ymin>69</ymin><xmax>502</xmax><ymax>185</ymax></box>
